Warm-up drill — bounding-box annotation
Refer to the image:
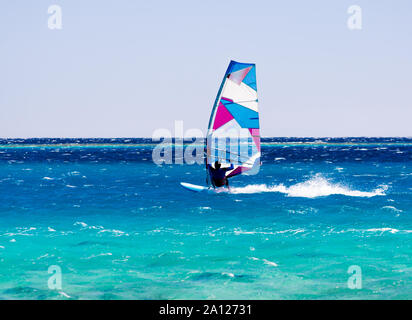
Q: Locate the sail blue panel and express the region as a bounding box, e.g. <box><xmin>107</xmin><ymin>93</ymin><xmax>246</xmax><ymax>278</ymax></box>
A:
<box><xmin>226</xmin><ymin>60</ymin><xmax>255</xmax><ymax>75</ymax></box>
<box><xmin>242</xmin><ymin>65</ymin><xmax>257</xmax><ymax>91</ymax></box>
<box><xmin>221</xmin><ymin>100</ymin><xmax>259</xmax><ymax>129</ymax></box>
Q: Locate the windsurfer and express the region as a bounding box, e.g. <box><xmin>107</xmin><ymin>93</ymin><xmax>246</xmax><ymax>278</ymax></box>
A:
<box><xmin>208</xmin><ymin>161</ymin><xmax>234</xmax><ymax>189</ymax></box>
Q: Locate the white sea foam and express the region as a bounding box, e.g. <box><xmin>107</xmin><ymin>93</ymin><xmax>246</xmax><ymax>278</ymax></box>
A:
<box><xmin>262</xmin><ymin>259</ymin><xmax>278</xmax><ymax>267</ymax></box>
<box><xmin>83</xmin><ymin>252</ymin><xmax>113</xmax><ymax>259</ymax></box>
<box><xmin>230</xmin><ymin>175</ymin><xmax>387</xmax><ymax>198</ymax></box>
<box><xmin>222</xmin><ymin>272</ymin><xmax>235</xmax><ymax>278</ymax></box>
<box><xmin>382</xmin><ymin>206</ymin><xmax>403</xmax><ymax>213</ymax></box>
<box><xmin>37</xmin><ymin>253</ymin><xmax>50</xmax><ymax>260</ymax></box>
<box><xmin>74</xmin><ymin>221</ymin><xmax>88</xmax><ymax>227</ymax></box>
<box><xmin>249</xmin><ymin>257</ymin><xmax>278</xmax><ymax>267</ymax></box>
<box><xmin>59</xmin><ymin>291</ymin><xmax>71</xmax><ymax>298</ymax></box>
<box><xmin>365</xmin><ymin>228</ymin><xmax>400</xmax><ymax>234</ymax></box>
<box><xmin>364</xmin><ymin>228</ymin><xmax>412</xmax><ymax>234</ymax></box>
<box><xmin>234</xmin><ymin>228</ymin><xmax>305</xmax><ymax>236</ymax></box>
<box><xmin>5</xmin><ymin>227</ymin><xmax>37</xmax><ymax>237</ymax></box>
<box><xmin>337</xmin><ymin>227</ymin><xmax>412</xmax><ymax>235</ymax></box>
<box><xmin>98</xmin><ymin>229</ymin><xmax>128</xmax><ymax>236</ymax></box>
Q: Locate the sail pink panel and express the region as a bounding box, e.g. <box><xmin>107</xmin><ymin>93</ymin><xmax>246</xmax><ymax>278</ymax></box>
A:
<box><xmin>212</xmin><ymin>102</ymin><xmax>234</xmax><ymax>130</ymax></box>
<box><xmin>249</xmin><ymin>128</ymin><xmax>261</xmax><ymax>151</ymax></box>
<box><xmin>227</xmin><ymin>166</ymin><xmax>250</xmax><ymax>177</ymax></box>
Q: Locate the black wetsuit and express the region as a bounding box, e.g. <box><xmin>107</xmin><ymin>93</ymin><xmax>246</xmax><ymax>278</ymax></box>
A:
<box><xmin>208</xmin><ymin>164</ymin><xmax>234</xmax><ymax>187</ymax></box>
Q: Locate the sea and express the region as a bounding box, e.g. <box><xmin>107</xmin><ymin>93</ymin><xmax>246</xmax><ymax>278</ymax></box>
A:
<box><xmin>0</xmin><ymin>137</ymin><xmax>411</xmax><ymax>300</ymax></box>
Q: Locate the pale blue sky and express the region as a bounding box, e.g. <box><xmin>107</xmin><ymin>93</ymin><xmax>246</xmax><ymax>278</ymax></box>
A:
<box><xmin>1</xmin><ymin>0</ymin><xmax>411</xmax><ymax>137</ymax></box>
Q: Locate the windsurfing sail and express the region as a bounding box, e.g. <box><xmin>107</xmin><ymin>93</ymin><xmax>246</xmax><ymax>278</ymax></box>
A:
<box><xmin>206</xmin><ymin>60</ymin><xmax>260</xmax><ymax>182</ymax></box>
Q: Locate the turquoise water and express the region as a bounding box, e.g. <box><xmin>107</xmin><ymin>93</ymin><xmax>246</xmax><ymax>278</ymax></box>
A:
<box><xmin>0</xmin><ymin>138</ymin><xmax>411</xmax><ymax>299</ymax></box>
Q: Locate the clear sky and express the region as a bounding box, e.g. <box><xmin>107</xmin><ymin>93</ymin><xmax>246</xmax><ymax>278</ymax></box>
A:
<box><xmin>1</xmin><ymin>0</ymin><xmax>411</xmax><ymax>138</ymax></box>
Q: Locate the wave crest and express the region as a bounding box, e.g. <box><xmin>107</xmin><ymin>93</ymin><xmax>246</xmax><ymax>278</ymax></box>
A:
<box><xmin>230</xmin><ymin>175</ymin><xmax>387</xmax><ymax>198</ymax></box>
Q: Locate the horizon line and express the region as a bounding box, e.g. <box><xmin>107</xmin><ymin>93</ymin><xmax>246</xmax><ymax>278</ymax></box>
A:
<box><xmin>1</xmin><ymin>136</ymin><xmax>412</xmax><ymax>140</ymax></box>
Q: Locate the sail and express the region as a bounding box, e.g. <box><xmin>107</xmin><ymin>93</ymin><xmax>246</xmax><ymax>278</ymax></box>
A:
<box><xmin>206</xmin><ymin>60</ymin><xmax>260</xmax><ymax>180</ymax></box>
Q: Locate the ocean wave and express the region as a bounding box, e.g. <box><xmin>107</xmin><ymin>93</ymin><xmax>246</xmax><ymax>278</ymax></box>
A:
<box><xmin>234</xmin><ymin>228</ymin><xmax>305</xmax><ymax>236</ymax></box>
<box><xmin>364</xmin><ymin>228</ymin><xmax>412</xmax><ymax>234</ymax></box>
<box><xmin>58</xmin><ymin>291</ymin><xmax>71</xmax><ymax>298</ymax></box>
<box><xmin>5</xmin><ymin>227</ymin><xmax>37</xmax><ymax>237</ymax></box>
<box><xmin>334</xmin><ymin>227</ymin><xmax>412</xmax><ymax>235</ymax></box>
<box><xmin>185</xmin><ymin>271</ymin><xmax>242</xmax><ymax>281</ymax></box>
<box><xmin>382</xmin><ymin>206</ymin><xmax>403</xmax><ymax>213</ymax></box>
<box><xmin>249</xmin><ymin>257</ymin><xmax>278</xmax><ymax>267</ymax></box>
<box><xmin>74</xmin><ymin>222</ymin><xmax>104</xmax><ymax>231</ymax></box>
<box><xmin>230</xmin><ymin>175</ymin><xmax>387</xmax><ymax>198</ymax></box>
<box><xmin>83</xmin><ymin>252</ymin><xmax>113</xmax><ymax>260</ymax></box>
<box><xmin>98</xmin><ymin>229</ymin><xmax>128</xmax><ymax>236</ymax></box>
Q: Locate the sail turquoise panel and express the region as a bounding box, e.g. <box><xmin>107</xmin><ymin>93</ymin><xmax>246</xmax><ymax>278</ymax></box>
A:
<box><xmin>207</xmin><ymin>60</ymin><xmax>261</xmax><ymax>179</ymax></box>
